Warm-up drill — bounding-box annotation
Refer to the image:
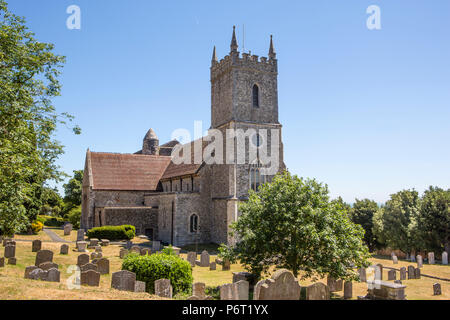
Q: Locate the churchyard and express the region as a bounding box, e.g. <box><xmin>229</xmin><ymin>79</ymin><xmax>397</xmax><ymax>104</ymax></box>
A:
<box><xmin>0</xmin><ymin>229</ymin><xmax>448</xmax><ymax>300</ymax></box>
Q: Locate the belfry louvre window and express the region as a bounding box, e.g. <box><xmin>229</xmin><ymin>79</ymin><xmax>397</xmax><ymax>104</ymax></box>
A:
<box><xmin>249</xmin><ymin>161</ymin><xmax>266</xmax><ymax>191</ymax></box>
<box><xmin>190</xmin><ymin>214</ymin><xmax>198</xmax><ymax>233</ymax></box>
<box><xmin>252</xmin><ymin>84</ymin><xmax>259</xmax><ymax>108</ymax></box>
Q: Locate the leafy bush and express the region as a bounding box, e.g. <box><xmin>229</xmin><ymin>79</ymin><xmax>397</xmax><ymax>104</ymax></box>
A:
<box><xmin>31</xmin><ymin>221</ymin><xmax>44</xmax><ymax>234</ymax></box>
<box><xmin>86</xmin><ymin>225</ymin><xmax>135</xmax><ymax>240</ymax></box>
<box><xmin>161</xmin><ymin>245</ymin><xmax>176</xmax><ymax>256</ymax></box>
<box><xmin>66</xmin><ymin>205</ymin><xmax>81</xmax><ymax>229</ymax></box>
<box><xmin>122</xmin><ymin>252</ymin><xmax>193</xmax><ymax>295</ymax></box>
<box><xmin>36</xmin><ymin>215</ymin><xmax>65</xmax><ymax>227</ymax></box>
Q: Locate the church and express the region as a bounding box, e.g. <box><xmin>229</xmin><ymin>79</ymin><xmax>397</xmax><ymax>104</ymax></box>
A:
<box><xmin>80</xmin><ymin>27</ymin><xmax>286</xmax><ymax>246</ymax></box>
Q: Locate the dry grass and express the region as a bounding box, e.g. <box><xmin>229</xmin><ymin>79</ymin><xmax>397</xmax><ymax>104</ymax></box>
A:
<box><xmin>12</xmin><ymin>231</ymin><xmax>52</xmax><ymax>242</ymax></box>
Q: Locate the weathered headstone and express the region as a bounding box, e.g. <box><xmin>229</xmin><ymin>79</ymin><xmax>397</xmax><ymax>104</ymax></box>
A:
<box><xmin>154</xmin><ymin>279</ymin><xmax>172</xmax><ymax>298</ymax></box>
<box><xmin>60</xmin><ymin>244</ymin><xmax>69</xmax><ymax>255</ymax></box>
<box><xmin>32</xmin><ymin>240</ymin><xmax>41</xmax><ymax>252</ymax></box>
<box><xmin>428</xmin><ymin>252</ymin><xmax>435</xmax><ymax>265</ymax></box>
<box><xmin>39</xmin><ymin>262</ymin><xmax>58</xmax><ymax>271</ymax></box>
<box><xmin>111</xmin><ymin>270</ymin><xmax>136</xmax><ymax>292</ymax></box>
<box><xmin>414</xmin><ymin>268</ymin><xmax>421</xmax><ymax>279</ymax></box>
<box><xmin>442</xmin><ymin>251</ymin><xmax>448</xmax><ymax>265</ymax></box>
<box><xmin>8</xmin><ymin>257</ymin><xmax>16</xmax><ymax>265</ymax></box>
<box><xmin>80</xmin><ymin>263</ymin><xmax>98</xmax><ymax>272</ymax></box>
<box><xmin>76</xmin><ymin>241</ymin><xmax>87</xmax><ymax>252</ymax></box>
<box><xmin>433</xmin><ymin>283</ymin><xmax>441</xmax><ymax>295</ymax></box>
<box><xmin>410</xmin><ymin>253</ymin><xmax>416</xmax><ymax>262</ymax></box>
<box><xmin>88</xmin><ymin>238</ymin><xmax>99</xmax><ymax>248</ymax></box>
<box><xmin>0</xmin><ymin>257</ymin><xmax>4</xmax><ymax>267</ymax></box>
<box><xmin>152</xmin><ymin>240</ymin><xmax>161</xmax><ymax>252</ymax></box>
<box><xmin>186</xmin><ymin>252</ymin><xmax>196</xmax><ymax>267</ymax></box>
<box><xmin>119</xmin><ymin>248</ymin><xmax>128</xmax><ymax>259</ymax></box>
<box><xmin>365</xmin><ymin>280</ymin><xmax>406</xmax><ymax>300</ymax></box>
<box><xmin>76</xmin><ymin>229</ymin><xmax>85</xmax><ymax>241</ymax></box>
<box><xmin>344</xmin><ymin>281</ymin><xmax>352</xmax><ymax>299</ymax></box>
<box><xmin>126</xmin><ymin>240</ymin><xmax>132</xmax><ymax>250</ymax></box>
<box><xmin>233</xmin><ymin>280</ymin><xmax>249</xmax><ymax>300</ymax></box>
<box><xmin>135</xmin><ymin>281</ymin><xmax>146</xmax><ymax>293</ymax></box>
<box><xmin>96</xmin><ymin>258</ymin><xmax>110</xmax><ymax>275</ymax></box>
<box><xmin>101</xmin><ymin>239</ymin><xmax>110</xmax><ymax>246</ymax></box>
<box><xmin>193</xmin><ymin>282</ymin><xmax>206</xmax><ymax>299</ymax></box>
<box><xmin>388</xmin><ymin>269</ymin><xmax>396</xmax><ymax>280</ymax></box>
<box><xmin>24</xmin><ymin>266</ymin><xmax>39</xmax><ymax>279</ymax></box>
<box><xmin>407</xmin><ymin>265</ymin><xmax>415</xmax><ymax>279</ymax></box>
<box><xmin>327</xmin><ymin>277</ymin><xmax>343</xmax><ymax>292</ymax></box>
<box><xmin>64</xmin><ymin>224</ymin><xmax>73</xmax><ymax>236</ymax></box>
<box><xmin>392</xmin><ymin>256</ymin><xmax>398</xmax><ymax>264</ymax></box>
<box><xmin>306</xmin><ymin>282</ymin><xmax>330</xmax><ymax>300</ymax></box>
<box><xmin>81</xmin><ymin>270</ymin><xmax>100</xmax><ymax>286</ymax></box>
<box><xmin>416</xmin><ymin>255</ymin><xmax>423</xmax><ymax>268</ymax></box>
<box><xmin>90</xmin><ymin>252</ymin><xmax>102</xmax><ymax>260</ymax></box>
<box><xmin>46</xmin><ymin>268</ymin><xmax>60</xmax><ymax>282</ymax></box>
<box><xmin>77</xmin><ymin>253</ymin><xmax>90</xmax><ymax>267</ymax></box>
<box><xmin>400</xmin><ymin>267</ymin><xmax>407</xmax><ymax>280</ymax></box>
<box><xmin>222</xmin><ymin>259</ymin><xmax>231</xmax><ymax>271</ymax></box>
<box><xmin>130</xmin><ymin>246</ymin><xmax>141</xmax><ymax>254</ymax></box>
<box><xmin>209</xmin><ymin>262</ymin><xmax>216</xmax><ymax>271</ymax></box>
<box><xmin>95</xmin><ymin>246</ymin><xmax>102</xmax><ymax>253</ymax></box>
<box><xmin>29</xmin><ymin>268</ymin><xmax>47</xmax><ymax>281</ymax></box>
<box><xmin>35</xmin><ymin>249</ymin><xmax>53</xmax><ymax>266</ymax></box>
<box><xmin>376</xmin><ymin>264</ymin><xmax>383</xmax><ymax>280</ymax></box>
<box><xmin>254</xmin><ymin>269</ymin><xmax>301</xmax><ymax>300</ymax></box>
<box><xmin>199</xmin><ymin>250</ymin><xmax>210</xmax><ymax>267</ymax></box>
<box><xmin>4</xmin><ymin>244</ymin><xmax>15</xmax><ymax>258</ymax></box>
<box><xmin>358</xmin><ymin>268</ymin><xmax>366</xmax><ymax>282</ymax></box>
<box><xmin>220</xmin><ymin>283</ymin><xmax>234</xmax><ymax>300</ymax></box>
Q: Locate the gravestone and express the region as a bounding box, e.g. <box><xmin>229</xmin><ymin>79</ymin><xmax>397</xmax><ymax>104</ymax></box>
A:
<box><xmin>410</xmin><ymin>253</ymin><xmax>416</xmax><ymax>262</ymax></box>
<box><xmin>91</xmin><ymin>252</ymin><xmax>102</xmax><ymax>260</ymax></box>
<box><xmin>416</xmin><ymin>255</ymin><xmax>423</xmax><ymax>268</ymax></box>
<box><xmin>152</xmin><ymin>240</ymin><xmax>161</xmax><ymax>252</ymax></box>
<box><xmin>96</xmin><ymin>258</ymin><xmax>110</xmax><ymax>275</ymax></box>
<box><xmin>254</xmin><ymin>269</ymin><xmax>301</xmax><ymax>300</ymax></box>
<box><xmin>193</xmin><ymin>282</ymin><xmax>206</xmax><ymax>299</ymax></box>
<box><xmin>209</xmin><ymin>262</ymin><xmax>216</xmax><ymax>270</ymax></box>
<box><xmin>376</xmin><ymin>264</ymin><xmax>383</xmax><ymax>280</ymax></box>
<box><xmin>8</xmin><ymin>257</ymin><xmax>16</xmax><ymax>265</ymax></box>
<box><xmin>130</xmin><ymin>246</ymin><xmax>141</xmax><ymax>254</ymax></box>
<box><xmin>187</xmin><ymin>252</ymin><xmax>196</xmax><ymax>267</ymax></box>
<box><xmin>35</xmin><ymin>250</ymin><xmax>53</xmax><ymax>266</ymax></box>
<box><xmin>76</xmin><ymin>229</ymin><xmax>85</xmax><ymax>241</ymax></box>
<box><xmin>64</xmin><ymin>224</ymin><xmax>72</xmax><ymax>236</ymax></box>
<box><xmin>95</xmin><ymin>246</ymin><xmax>102</xmax><ymax>253</ymax></box>
<box><xmin>344</xmin><ymin>281</ymin><xmax>352</xmax><ymax>299</ymax></box>
<box><xmin>76</xmin><ymin>241</ymin><xmax>87</xmax><ymax>252</ymax></box>
<box><xmin>365</xmin><ymin>280</ymin><xmax>406</xmax><ymax>300</ymax></box>
<box><xmin>0</xmin><ymin>257</ymin><xmax>4</xmax><ymax>267</ymax></box>
<box><xmin>135</xmin><ymin>281</ymin><xmax>146</xmax><ymax>293</ymax></box>
<box><xmin>433</xmin><ymin>283</ymin><xmax>441</xmax><ymax>295</ymax></box>
<box><xmin>81</xmin><ymin>270</ymin><xmax>100</xmax><ymax>286</ymax></box>
<box><xmin>199</xmin><ymin>250</ymin><xmax>210</xmax><ymax>267</ymax></box>
<box><xmin>428</xmin><ymin>252</ymin><xmax>435</xmax><ymax>265</ymax></box>
<box><xmin>306</xmin><ymin>282</ymin><xmax>330</xmax><ymax>300</ymax></box>
<box><xmin>388</xmin><ymin>269</ymin><xmax>396</xmax><ymax>280</ymax></box>
<box><xmin>25</xmin><ymin>266</ymin><xmax>39</xmax><ymax>279</ymax></box>
<box><xmin>101</xmin><ymin>239</ymin><xmax>110</xmax><ymax>246</ymax></box>
<box><xmin>77</xmin><ymin>254</ymin><xmax>90</xmax><ymax>267</ymax></box>
<box><xmin>60</xmin><ymin>244</ymin><xmax>69</xmax><ymax>255</ymax></box>
<box><xmin>39</xmin><ymin>262</ymin><xmax>58</xmax><ymax>271</ymax></box>
<box><xmin>47</xmin><ymin>268</ymin><xmax>60</xmax><ymax>282</ymax></box>
<box><xmin>392</xmin><ymin>256</ymin><xmax>398</xmax><ymax>264</ymax></box>
<box><xmin>32</xmin><ymin>240</ymin><xmax>41</xmax><ymax>252</ymax></box>
<box><xmin>80</xmin><ymin>263</ymin><xmax>98</xmax><ymax>272</ymax></box>
<box><xmin>358</xmin><ymin>268</ymin><xmax>366</xmax><ymax>282</ymax></box>
<box><xmin>4</xmin><ymin>245</ymin><xmax>15</xmax><ymax>258</ymax></box>
<box><xmin>119</xmin><ymin>248</ymin><xmax>128</xmax><ymax>259</ymax></box>
<box><xmin>233</xmin><ymin>280</ymin><xmax>249</xmax><ymax>300</ymax></box>
<box><xmin>407</xmin><ymin>265</ymin><xmax>415</xmax><ymax>279</ymax></box>
<box><xmin>400</xmin><ymin>267</ymin><xmax>407</xmax><ymax>280</ymax></box>
<box><xmin>442</xmin><ymin>251</ymin><xmax>448</xmax><ymax>265</ymax></box>
<box><xmin>29</xmin><ymin>268</ymin><xmax>47</xmax><ymax>281</ymax></box>
<box><xmin>222</xmin><ymin>259</ymin><xmax>231</xmax><ymax>271</ymax></box>
<box><xmin>220</xmin><ymin>283</ymin><xmax>234</xmax><ymax>300</ymax></box>
<box><xmin>111</xmin><ymin>270</ymin><xmax>136</xmax><ymax>292</ymax></box>
<box><xmin>88</xmin><ymin>238</ymin><xmax>99</xmax><ymax>248</ymax></box>
<box><xmin>414</xmin><ymin>268</ymin><xmax>421</xmax><ymax>279</ymax></box>
<box><xmin>155</xmin><ymin>279</ymin><xmax>172</xmax><ymax>298</ymax></box>
<box><xmin>327</xmin><ymin>277</ymin><xmax>343</xmax><ymax>292</ymax></box>
<box><xmin>126</xmin><ymin>241</ymin><xmax>132</xmax><ymax>250</ymax></box>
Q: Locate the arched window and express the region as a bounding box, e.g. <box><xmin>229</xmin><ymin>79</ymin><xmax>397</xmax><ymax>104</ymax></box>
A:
<box><xmin>252</xmin><ymin>84</ymin><xmax>259</xmax><ymax>108</ymax></box>
<box><xmin>190</xmin><ymin>214</ymin><xmax>199</xmax><ymax>233</ymax></box>
<box><xmin>249</xmin><ymin>161</ymin><xmax>266</xmax><ymax>191</ymax></box>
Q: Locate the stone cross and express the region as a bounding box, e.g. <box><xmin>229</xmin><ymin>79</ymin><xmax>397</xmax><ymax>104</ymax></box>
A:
<box><xmin>111</xmin><ymin>270</ymin><xmax>136</xmax><ymax>292</ymax></box>
<box><xmin>35</xmin><ymin>250</ymin><xmax>53</xmax><ymax>267</ymax></box>
<box><xmin>254</xmin><ymin>269</ymin><xmax>301</xmax><ymax>300</ymax></box>
<box><xmin>428</xmin><ymin>252</ymin><xmax>435</xmax><ymax>265</ymax></box>
<box><xmin>306</xmin><ymin>282</ymin><xmax>330</xmax><ymax>300</ymax></box>
<box><xmin>154</xmin><ymin>279</ymin><xmax>173</xmax><ymax>298</ymax></box>
<box><xmin>32</xmin><ymin>240</ymin><xmax>41</xmax><ymax>252</ymax></box>
<box><xmin>442</xmin><ymin>251</ymin><xmax>448</xmax><ymax>265</ymax></box>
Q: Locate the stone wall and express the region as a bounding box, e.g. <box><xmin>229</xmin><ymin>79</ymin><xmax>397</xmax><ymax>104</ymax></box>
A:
<box><xmin>103</xmin><ymin>207</ymin><xmax>158</xmax><ymax>239</ymax></box>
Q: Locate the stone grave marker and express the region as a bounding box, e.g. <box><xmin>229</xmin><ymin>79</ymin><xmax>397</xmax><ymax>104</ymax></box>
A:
<box><xmin>39</xmin><ymin>262</ymin><xmax>58</xmax><ymax>271</ymax></box>
<box><xmin>233</xmin><ymin>280</ymin><xmax>249</xmax><ymax>300</ymax></box>
<box><xmin>8</xmin><ymin>257</ymin><xmax>16</xmax><ymax>265</ymax></box>
<box><xmin>220</xmin><ymin>283</ymin><xmax>234</xmax><ymax>300</ymax></box>
<box><xmin>400</xmin><ymin>267</ymin><xmax>407</xmax><ymax>280</ymax></box>
<box><xmin>388</xmin><ymin>269</ymin><xmax>396</xmax><ymax>280</ymax></box>
<box><xmin>24</xmin><ymin>266</ymin><xmax>39</xmax><ymax>279</ymax></box>
<box><xmin>344</xmin><ymin>281</ymin><xmax>352</xmax><ymax>299</ymax></box>
<box><xmin>81</xmin><ymin>270</ymin><xmax>100</xmax><ymax>286</ymax></box>
<box><xmin>64</xmin><ymin>224</ymin><xmax>72</xmax><ymax>236</ymax></box>
<box><xmin>209</xmin><ymin>262</ymin><xmax>216</xmax><ymax>270</ymax></box>
<box><xmin>358</xmin><ymin>268</ymin><xmax>366</xmax><ymax>282</ymax></box>
<box><xmin>442</xmin><ymin>251</ymin><xmax>448</xmax><ymax>265</ymax></box>
<box><xmin>76</xmin><ymin>229</ymin><xmax>85</xmax><ymax>241</ymax></box>
<box><xmin>101</xmin><ymin>239</ymin><xmax>110</xmax><ymax>246</ymax></box>
<box><xmin>29</xmin><ymin>268</ymin><xmax>47</xmax><ymax>281</ymax></box>
<box><xmin>193</xmin><ymin>282</ymin><xmax>206</xmax><ymax>299</ymax></box>
<box><xmin>77</xmin><ymin>253</ymin><xmax>90</xmax><ymax>267</ymax></box>
<box><xmin>428</xmin><ymin>252</ymin><xmax>435</xmax><ymax>265</ymax></box>
<box><xmin>130</xmin><ymin>246</ymin><xmax>141</xmax><ymax>254</ymax></box>
<box><xmin>417</xmin><ymin>255</ymin><xmax>423</xmax><ymax>268</ymax></box>
<box><xmin>47</xmin><ymin>268</ymin><xmax>60</xmax><ymax>282</ymax></box>
<box><xmin>392</xmin><ymin>256</ymin><xmax>398</xmax><ymax>264</ymax></box>
<box><xmin>80</xmin><ymin>263</ymin><xmax>98</xmax><ymax>272</ymax></box>
<box><xmin>111</xmin><ymin>270</ymin><xmax>136</xmax><ymax>292</ymax></box>
<box><xmin>187</xmin><ymin>252</ymin><xmax>196</xmax><ymax>267</ymax></box>
<box><xmin>4</xmin><ymin>244</ymin><xmax>15</xmax><ymax>258</ymax></box>
<box><xmin>119</xmin><ymin>248</ymin><xmax>128</xmax><ymax>259</ymax></box>
<box><xmin>35</xmin><ymin>249</ymin><xmax>53</xmax><ymax>267</ymax></box>
<box><xmin>222</xmin><ymin>259</ymin><xmax>231</xmax><ymax>271</ymax></box>
<box><xmin>414</xmin><ymin>268</ymin><xmax>421</xmax><ymax>279</ymax></box>
<box><xmin>32</xmin><ymin>240</ymin><xmax>41</xmax><ymax>252</ymax></box>
<box><xmin>60</xmin><ymin>244</ymin><xmax>69</xmax><ymax>255</ymax></box>
<box><xmin>76</xmin><ymin>241</ymin><xmax>87</xmax><ymax>252</ymax></box>
<box><xmin>433</xmin><ymin>283</ymin><xmax>441</xmax><ymax>295</ymax></box>
<box><xmin>152</xmin><ymin>240</ymin><xmax>161</xmax><ymax>252</ymax></box>
<box><xmin>407</xmin><ymin>265</ymin><xmax>415</xmax><ymax>279</ymax></box>
<box><xmin>306</xmin><ymin>282</ymin><xmax>330</xmax><ymax>300</ymax></box>
<box><xmin>135</xmin><ymin>281</ymin><xmax>146</xmax><ymax>293</ymax></box>
<box><xmin>200</xmin><ymin>250</ymin><xmax>210</xmax><ymax>267</ymax></box>
<box><xmin>155</xmin><ymin>279</ymin><xmax>172</xmax><ymax>298</ymax></box>
<box><xmin>96</xmin><ymin>258</ymin><xmax>110</xmax><ymax>275</ymax></box>
<box><xmin>327</xmin><ymin>277</ymin><xmax>343</xmax><ymax>292</ymax></box>
<box><xmin>254</xmin><ymin>269</ymin><xmax>301</xmax><ymax>300</ymax></box>
<box><xmin>0</xmin><ymin>257</ymin><xmax>4</xmax><ymax>268</ymax></box>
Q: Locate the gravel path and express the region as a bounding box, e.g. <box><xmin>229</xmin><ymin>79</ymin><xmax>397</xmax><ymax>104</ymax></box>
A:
<box><xmin>42</xmin><ymin>228</ymin><xmax>70</xmax><ymax>243</ymax></box>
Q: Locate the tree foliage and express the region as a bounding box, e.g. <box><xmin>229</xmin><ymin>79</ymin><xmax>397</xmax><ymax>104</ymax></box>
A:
<box><xmin>349</xmin><ymin>198</ymin><xmax>380</xmax><ymax>251</ymax></box>
<box><xmin>63</xmin><ymin>169</ymin><xmax>83</xmax><ymax>213</ymax></box>
<box><xmin>225</xmin><ymin>171</ymin><xmax>371</xmax><ymax>281</ymax></box>
<box><xmin>0</xmin><ymin>1</ymin><xmax>79</xmax><ymax>235</ymax></box>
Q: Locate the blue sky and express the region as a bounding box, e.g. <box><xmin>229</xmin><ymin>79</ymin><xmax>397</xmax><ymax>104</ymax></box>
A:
<box><xmin>8</xmin><ymin>0</ymin><xmax>450</xmax><ymax>203</ymax></box>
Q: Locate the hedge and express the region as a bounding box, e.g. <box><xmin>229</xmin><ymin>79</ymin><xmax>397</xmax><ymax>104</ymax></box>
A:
<box><xmin>36</xmin><ymin>215</ymin><xmax>65</xmax><ymax>227</ymax></box>
<box><xmin>86</xmin><ymin>225</ymin><xmax>135</xmax><ymax>240</ymax></box>
<box><xmin>122</xmin><ymin>252</ymin><xmax>193</xmax><ymax>295</ymax></box>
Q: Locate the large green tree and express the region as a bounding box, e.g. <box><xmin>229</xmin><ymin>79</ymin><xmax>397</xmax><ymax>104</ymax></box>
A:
<box><xmin>63</xmin><ymin>169</ymin><xmax>83</xmax><ymax>213</ymax></box>
<box><xmin>0</xmin><ymin>1</ymin><xmax>79</xmax><ymax>235</ymax></box>
<box><xmin>224</xmin><ymin>171</ymin><xmax>371</xmax><ymax>281</ymax></box>
<box><xmin>349</xmin><ymin>198</ymin><xmax>380</xmax><ymax>251</ymax></box>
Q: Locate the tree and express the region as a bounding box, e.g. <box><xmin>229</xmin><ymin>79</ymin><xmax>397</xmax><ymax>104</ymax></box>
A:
<box><xmin>224</xmin><ymin>171</ymin><xmax>371</xmax><ymax>281</ymax></box>
<box><xmin>63</xmin><ymin>170</ymin><xmax>83</xmax><ymax>213</ymax></box>
<box><xmin>349</xmin><ymin>199</ymin><xmax>380</xmax><ymax>251</ymax></box>
<box><xmin>415</xmin><ymin>186</ymin><xmax>450</xmax><ymax>253</ymax></box>
<box><xmin>0</xmin><ymin>1</ymin><xmax>79</xmax><ymax>236</ymax></box>
<box><xmin>379</xmin><ymin>189</ymin><xmax>420</xmax><ymax>254</ymax></box>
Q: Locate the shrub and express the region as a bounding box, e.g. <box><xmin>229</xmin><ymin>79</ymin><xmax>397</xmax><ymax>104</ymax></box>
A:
<box><xmin>86</xmin><ymin>225</ymin><xmax>135</xmax><ymax>240</ymax></box>
<box><xmin>67</xmin><ymin>206</ymin><xmax>81</xmax><ymax>229</ymax></box>
<box><xmin>31</xmin><ymin>221</ymin><xmax>44</xmax><ymax>234</ymax></box>
<box><xmin>36</xmin><ymin>215</ymin><xmax>65</xmax><ymax>227</ymax></box>
<box><xmin>122</xmin><ymin>252</ymin><xmax>193</xmax><ymax>295</ymax></box>
<box><xmin>161</xmin><ymin>245</ymin><xmax>176</xmax><ymax>256</ymax></box>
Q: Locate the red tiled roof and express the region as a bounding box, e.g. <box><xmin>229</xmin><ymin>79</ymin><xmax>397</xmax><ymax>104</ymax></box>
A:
<box><xmin>89</xmin><ymin>152</ymin><xmax>171</xmax><ymax>191</ymax></box>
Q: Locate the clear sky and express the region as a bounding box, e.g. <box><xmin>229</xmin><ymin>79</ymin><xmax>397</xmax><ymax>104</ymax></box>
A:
<box><xmin>7</xmin><ymin>0</ymin><xmax>450</xmax><ymax>203</ymax></box>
